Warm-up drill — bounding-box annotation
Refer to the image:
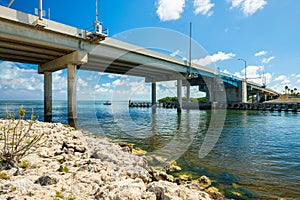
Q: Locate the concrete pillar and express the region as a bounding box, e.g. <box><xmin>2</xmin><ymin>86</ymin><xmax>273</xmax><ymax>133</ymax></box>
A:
<box><xmin>44</xmin><ymin>72</ymin><xmax>52</xmax><ymax>122</ymax></box>
<box><xmin>205</xmin><ymin>85</ymin><xmax>210</xmax><ymax>103</ymax></box>
<box><xmin>242</xmin><ymin>80</ymin><xmax>247</xmax><ymax>103</ymax></box>
<box><xmin>68</xmin><ymin>64</ymin><xmax>77</xmax><ymax>122</ymax></box>
<box><xmin>256</xmin><ymin>92</ymin><xmax>260</xmax><ymax>103</ymax></box>
<box><xmin>264</xmin><ymin>94</ymin><xmax>267</xmax><ymax>102</ymax></box>
<box><xmin>186</xmin><ymin>84</ymin><xmax>190</xmax><ymax>103</ymax></box>
<box><xmin>177</xmin><ymin>79</ymin><xmax>182</xmax><ymax>112</ymax></box>
<box><xmin>151</xmin><ymin>82</ymin><xmax>156</xmax><ymax>113</ymax></box>
<box><xmin>252</xmin><ymin>95</ymin><xmax>254</xmax><ymax>103</ymax></box>
<box><xmin>151</xmin><ymin>82</ymin><xmax>156</xmax><ymax>106</ymax></box>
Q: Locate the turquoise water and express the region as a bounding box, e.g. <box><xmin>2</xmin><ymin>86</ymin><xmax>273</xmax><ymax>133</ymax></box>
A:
<box><xmin>1</xmin><ymin>100</ymin><xmax>299</xmax><ymax>199</ymax></box>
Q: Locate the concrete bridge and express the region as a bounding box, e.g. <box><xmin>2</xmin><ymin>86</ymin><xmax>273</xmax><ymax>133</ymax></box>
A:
<box><xmin>0</xmin><ymin>6</ymin><xmax>280</xmax><ymax>122</ymax></box>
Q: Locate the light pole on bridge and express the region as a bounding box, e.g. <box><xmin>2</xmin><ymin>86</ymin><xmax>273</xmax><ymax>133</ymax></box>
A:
<box><xmin>238</xmin><ymin>58</ymin><xmax>247</xmax><ymax>81</ymax></box>
<box><xmin>238</xmin><ymin>58</ymin><xmax>248</xmax><ymax>103</ymax></box>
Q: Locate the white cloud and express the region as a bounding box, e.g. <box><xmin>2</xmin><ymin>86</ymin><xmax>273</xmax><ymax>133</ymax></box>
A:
<box><xmin>0</xmin><ymin>61</ymin><xmax>44</xmax><ymax>94</ymax></box>
<box><xmin>254</xmin><ymin>50</ymin><xmax>267</xmax><ymax>57</ymax></box>
<box><xmin>296</xmin><ymin>74</ymin><xmax>300</xmax><ymax>78</ymax></box>
<box><xmin>193</xmin><ymin>0</ymin><xmax>214</xmax><ymax>16</ymax></box>
<box><xmin>78</xmin><ymin>78</ymin><xmax>88</xmax><ymax>87</ymax></box>
<box><xmin>193</xmin><ymin>51</ymin><xmax>236</xmax><ymax>66</ymax></box>
<box><xmin>229</xmin><ymin>0</ymin><xmax>267</xmax><ymax>16</ymax></box>
<box><xmin>170</xmin><ymin>50</ymin><xmax>181</xmax><ymax>57</ymax></box>
<box><xmin>262</xmin><ymin>56</ymin><xmax>275</xmax><ymax>64</ymax></box>
<box><xmin>102</xmin><ymin>82</ymin><xmax>111</xmax><ymax>87</ymax></box>
<box><xmin>274</xmin><ymin>75</ymin><xmax>287</xmax><ymax>82</ymax></box>
<box><xmin>221</xmin><ymin>69</ymin><xmax>231</xmax><ymax>74</ymax></box>
<box><xmin>156</xmin><ymin>0</ymin><xmax>185</xmax><ymax>21</ymax></box>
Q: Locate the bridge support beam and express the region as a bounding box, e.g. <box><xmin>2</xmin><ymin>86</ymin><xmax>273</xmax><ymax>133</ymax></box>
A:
<box><xmin>177</xmin><ymin>79</ymin><xmax>182</xmax><ymax>112</ymax></box>
<box><xmin>242</xmin><ymin>80</ymin><xmax>247</xmax><ymax>103</ymax></box>
<box><xmin>68</xmin><ymin>64</ymin><xmax>77</xmax><ymax>124</ymax></box>
<box><xmin>44</xmin><ymin>71</ymin><xmax>52</xmax><ymax>122</ymax></box>
<box><xmin>151</xmin><ymin>82</ymin><xmax>156</xmax><ymax>113</ymax></box>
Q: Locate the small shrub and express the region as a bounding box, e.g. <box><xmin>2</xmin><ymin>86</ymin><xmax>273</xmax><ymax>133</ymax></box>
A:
<box><xmin>0</xmin><ymin>171</ymin><xmax>10</xmax><ymax>180</ymax></box>
<box><xmin>0</xmin><ymin>108</ymin><xmax>44</xmax><ymax>169</ymax></box>
<box><xmin>57</xmin><ymin>158</ymin><xmax>66</xmax><ymax>164</ymax></box>
<box><xmin>20</xmin><ymin>160</ymin><xmax>29</xmax><ymax>169</ymax></box>
<box><xmin>55</xmin><ymin>191</ymin><xmax>64</xmax><ymax>199</ymax></box>
<box><xmin>62</xmin><ymin>166</ymin><xmax>69</xmax><ymax>173</ymax></box>
<box><xmin>68</xmin><ymin>194</ymin><xmax>76</xmax><ymax>200</ymax></box>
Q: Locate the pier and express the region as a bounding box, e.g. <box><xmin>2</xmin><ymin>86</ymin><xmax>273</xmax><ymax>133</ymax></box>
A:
<box><xmin>228</xmin><ymin>102</ymin><xmax>300</xmax><ymax>112</ymax></box>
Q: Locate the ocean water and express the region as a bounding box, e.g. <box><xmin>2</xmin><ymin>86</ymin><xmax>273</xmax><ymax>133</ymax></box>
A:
<box><xmin>1</xmin><ymin>100</ymin><xmax>299</xmax><ymax>199</ymax></box>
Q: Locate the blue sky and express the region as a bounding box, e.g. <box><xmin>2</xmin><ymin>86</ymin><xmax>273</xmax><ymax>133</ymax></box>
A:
<box><xmin>0</xmin><ymin>0</ymin><xmax>300</xmax><ymax>100</ymax></box>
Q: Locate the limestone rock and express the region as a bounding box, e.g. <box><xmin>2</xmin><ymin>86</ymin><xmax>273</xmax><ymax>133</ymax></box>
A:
<box><xmin>34</xmin><ymin>174</ymin><xmax>59</xmax><ymax>186</ymax></box>
<box><xmin>94</xmin><ymin>178</ymin><xmax>148</xmax><ymax>200</ymax></box>
<box><xmin>147</xmin><ymin>180</ymin><xmax>212</xmax><ymax>200</ymax></box>
<box><xmin>193</xmin><ymin>176</ymin><xmax>212</xmax><ymax>189</ymax></box>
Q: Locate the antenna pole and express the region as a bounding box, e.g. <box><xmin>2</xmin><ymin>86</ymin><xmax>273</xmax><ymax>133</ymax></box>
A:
<box><xmin>189</xmin><ymin>22</ymin><xmax>192</xmax><ymax>68</ymax></box>
<box><xmin>7</xmin><ymin>0</ymin><xmax>15</xmax><ymax>8</ymax></box>
<box><xmin>38</xmin><ymin>0</ymin><xmax>43</xmax><ymax>19</ymax></box>
<box><xmin>96</xmin><ymin>0</ymin><xmax>98</xmax><ymax>22</ymax></box>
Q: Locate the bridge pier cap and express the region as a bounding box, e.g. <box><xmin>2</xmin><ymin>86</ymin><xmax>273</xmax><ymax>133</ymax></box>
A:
<box><xmin>76</xmin><ymin>27</ymin><xmax>227</xmax><ymax>161</ymax></box>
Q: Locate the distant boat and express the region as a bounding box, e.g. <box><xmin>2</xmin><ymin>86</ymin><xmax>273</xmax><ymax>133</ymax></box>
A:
<box><xmin>103</xmin><ymin>101</ymin><xmax>112</xmax><ymax>105</ymax></box>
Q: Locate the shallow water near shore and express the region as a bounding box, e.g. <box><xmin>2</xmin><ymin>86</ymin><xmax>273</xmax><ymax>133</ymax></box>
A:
<box><xmin>1</xmin><ymin>100</ymin><xmax>299</xmax><ymax>199</ymax></box>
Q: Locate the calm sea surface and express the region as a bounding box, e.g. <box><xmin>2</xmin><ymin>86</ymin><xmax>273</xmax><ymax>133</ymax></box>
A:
<box><xmin>1</xmin><ymin>100</ymin><xmax>299</xmax><ymax>199</ymax></box>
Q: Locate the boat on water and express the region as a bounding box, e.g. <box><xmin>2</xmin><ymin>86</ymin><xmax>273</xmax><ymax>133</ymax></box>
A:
<box><xmin>103</xmin><ymin>101</ymin><xmax>112</xmax><ymax>105</ymax></box>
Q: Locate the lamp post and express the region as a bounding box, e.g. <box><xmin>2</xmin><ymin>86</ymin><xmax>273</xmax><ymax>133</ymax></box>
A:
<box><xmin>238</xmin><ymin>58</ymin><xmax>247</xmax><ymax>103</ymax></box>
<box><xmin>238</xmin><ymin>58</ymin><xmax>247</xmax><ymax>81</ymax></box>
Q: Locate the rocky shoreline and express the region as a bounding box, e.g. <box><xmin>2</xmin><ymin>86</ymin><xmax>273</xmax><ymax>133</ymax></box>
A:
<box><xmin>0</xmin><ymin>119</ymin><xmax>224</xmax><ymax>200</ymax></box>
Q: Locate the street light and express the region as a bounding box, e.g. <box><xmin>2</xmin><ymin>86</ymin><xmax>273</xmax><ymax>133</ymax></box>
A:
<box><xmin>238</xmin><ymin>58</ymin><xmax>247</xmax><ymax>81</ymax></box>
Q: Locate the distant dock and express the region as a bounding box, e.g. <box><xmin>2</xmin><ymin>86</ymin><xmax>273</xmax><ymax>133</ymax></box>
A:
<box><xmin>129</xmin><ymin>101</ymin><xmax>300</xmax><ymax>113</ymax></box>
<box><xmin>228</xmin><ymin>102</ymin><xmax>300</xmax><ymax>112</ymax></box>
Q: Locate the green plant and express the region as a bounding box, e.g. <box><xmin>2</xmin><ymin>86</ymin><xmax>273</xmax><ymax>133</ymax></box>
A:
<box><xmin>0</xmin><ymin>108</ymin><xmax>44</xmax><ymax>169</ymax></box>
<box><xmin>55</xmin><ymin>191</ymin><xmax>64</xmax><ymax>199</ymax></box>
<box><xmin>61</xmin><ymin>167</ymin><xmax>69</xmax><ymax>173</ymax></box>
<box><xmin>67</xmin><ymin>194</ymin><xmax>76</xmax><ymax>200</ymax></box>
<box><xmin>20</xmin><ymin>160</ymin><xmax>29</xmax><ymax>169</ymax></box>
<box><xmin>0</xmin><ymin>171</ymin><xmax>10</xmax><ymax>180</ymax></box>
<box><xmin>57</xmin><ymin>158</ymin><xmax>66</xmax><ymax>164</ymax></box>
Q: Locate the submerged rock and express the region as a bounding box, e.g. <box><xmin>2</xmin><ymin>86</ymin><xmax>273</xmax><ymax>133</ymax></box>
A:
<box><xmin>193</xmin><ymin>175</ymin><xmax>212</xmax><ymax>189</ymax></box>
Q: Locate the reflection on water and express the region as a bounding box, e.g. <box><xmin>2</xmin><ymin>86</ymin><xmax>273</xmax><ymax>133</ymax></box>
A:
<box><xmin>1</xmin><ymin>101</ymin><xmax>299</xmax><ymax>199</ymax></box>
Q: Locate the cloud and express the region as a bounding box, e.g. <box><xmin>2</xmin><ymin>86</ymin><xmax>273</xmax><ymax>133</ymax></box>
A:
<box><xmin>156</xmin><ymin>0</ymin><xmax>185</xmax><ymax>21</ymax></box>
<box><xmin>102</xmin><ymin>82</ymin><xmax>111</xmax><ymax>87</ymax></box>
<box><xmin>255</xmin><ymin>50</ymin><xmax>267</xmax><ymax>57</ymax></box>
<box><xmin>193</xmin><ymin>0</ymin><xmax>214</xmax><ymax>16</ymax></box>
<box><xmin>274</xmin><ymin>75</ymin><xmax>287</xmax><ymax>82</ymax></box>
<box><xmin>262</xmin><ymin>56</ymin><xmax>275</xmax><ymax>64</ymax></box>
<box><xmin>170</xmin><ymin>50</ymin><xmax>181</xmax><ymax>57</ymax></box>
<box><xmin>228</xmin><ymin>0</ymin><xmax>267</xmax><ymax>16</ymax></box>
<box><xmin>0</xmin><ymin>61</ymin><xmax>44</xmax><ymax>93</ymax></box>
<box><xmin>193</xmin><ymin>51</ymin><xmax>236</xmax><ymax>66</ymax></box>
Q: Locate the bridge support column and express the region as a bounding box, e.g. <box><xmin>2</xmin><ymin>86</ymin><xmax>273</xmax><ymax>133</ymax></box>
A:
<box><xmin>177</xmin><ymin>79</ymin><xmax>182</xmax><ymax>112</ymax></box>
<box><xmin>68</xmin><ymin>64</ymin><xmax>77</xmax><ymax>124</ymax></box>
<box><xmin>256</xmin><ymin>92</ymin><xmax>260</xmax><ymax>103</ymax></box>
<box><xmin>242</xmin><ymin>80</ymin><xmax>247</xmax><ymax>103</ymax></box>
<box><xmin>44</xmin><ymin>72</ymin><xmax>52</xmax><ymax>122</ymax></box>
<box><xmin>151</xmin><ymin>82</ymin><xmax>156</xmax><ymax>113</ymax></box>
<box><xmin>186</xmin><ymin>84</ymin><xmax>190</xmax><ymax>104</ymax></box>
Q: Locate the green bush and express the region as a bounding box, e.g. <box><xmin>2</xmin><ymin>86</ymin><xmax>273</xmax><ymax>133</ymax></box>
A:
<box><xmin>0</xmin><ymin>108</ymin><xmax>44</xmax><ymax>169</ymax></box>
